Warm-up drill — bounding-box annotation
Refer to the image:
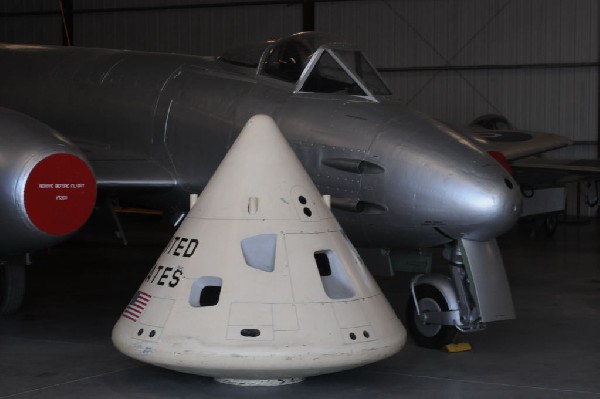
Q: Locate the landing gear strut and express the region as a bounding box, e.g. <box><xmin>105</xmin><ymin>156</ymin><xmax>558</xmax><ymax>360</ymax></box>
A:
<box><xmin>406</xmin><ymin>239</ymin><xmax>515</xmax><ymax>348</ymax></box>
<box><xmin>0</xmin><ymin>262</ymin><xmax>26</xmax><ymax>314</ymax></box>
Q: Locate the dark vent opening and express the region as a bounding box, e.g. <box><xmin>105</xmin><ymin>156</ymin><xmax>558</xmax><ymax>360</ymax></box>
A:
<box><xmin>241</xmin><ymin>329</ymin><xmax>261</xmax><ymax>337</ymax></box>
<box><xmin>314</xmin><ymin>252</ymin><xmax>332</xmax><ymax>276</ymax></box>
<box><xmin>200</xmin><ymin>286</ymin><xmax>221</xmax><ymax>307</ymax></box>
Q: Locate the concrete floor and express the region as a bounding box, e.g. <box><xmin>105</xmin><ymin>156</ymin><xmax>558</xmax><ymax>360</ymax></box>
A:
<box><xmin>1</xmin><ymin>215</ymin><xmax>600</xmax><ymax>398</ymax></box>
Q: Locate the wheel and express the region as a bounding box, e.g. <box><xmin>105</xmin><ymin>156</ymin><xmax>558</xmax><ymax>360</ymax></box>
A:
<box><xmin>406</xmin><ymin>284</ymin><xmax>457</xmax><ymax>349</ymax></box>
<box><xmin>0</xmin><ymin>263</ymin><xmax>26</xmax><ymax>315</ymax></box>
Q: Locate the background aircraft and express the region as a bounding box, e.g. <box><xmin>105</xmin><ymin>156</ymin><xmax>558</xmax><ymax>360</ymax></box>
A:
<box><xmin>0</xmin><ymin>32</ymin><xmax>570</xmax><ymax>347</ymax></box>
<box><xmin>457</xmin><ymin>114</ymin><xmax>600</xmax><ymax>235</ymax></box>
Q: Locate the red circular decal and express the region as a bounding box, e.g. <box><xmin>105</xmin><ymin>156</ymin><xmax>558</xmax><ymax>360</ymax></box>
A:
<box><xmin>24</xmin><ymin>153</ymin><xmax>97</xmax><ymax>236</ymax></box>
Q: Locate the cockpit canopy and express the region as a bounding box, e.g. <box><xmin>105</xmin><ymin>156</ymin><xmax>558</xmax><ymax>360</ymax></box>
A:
<box><xmin>219</xmin><ymin>32</ymin><xmax>391</xmax><ymax>100</ymax></box>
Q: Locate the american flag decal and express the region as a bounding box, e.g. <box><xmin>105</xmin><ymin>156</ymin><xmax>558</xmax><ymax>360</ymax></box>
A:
<box><xmin>122</xmin><ymin>291</ymin><xmax>152</xmax><ymax>322</ymax></box>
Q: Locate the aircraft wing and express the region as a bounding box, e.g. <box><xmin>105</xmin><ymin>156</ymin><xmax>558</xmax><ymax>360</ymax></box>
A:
<box><xmin>512</xmin><ymin>158</ymin><xmax>600</xmax><ymax>189</ymax></box>
<box><xmin>91</xmin><ymin>159</ymin><xmax>176</xmax><ymax>189</ymax></box>
<box><xmin>74</xmin><ymin>139</ymin><xmax>177</xmax><ymax>190</ymax></box>
<box><xmin>452</xmin><ymin>114</ymin><xmax>571</xmax><ymax>161</ymax></box>
<box><xmin>459</xmin><ymin>127</ymin><xmax>571</xmax><ymax>161</ymax></box>
<box><xmin>512</xmin><ymin>158</ymin><xmax>600</xmax><ymax>175</ymax></box>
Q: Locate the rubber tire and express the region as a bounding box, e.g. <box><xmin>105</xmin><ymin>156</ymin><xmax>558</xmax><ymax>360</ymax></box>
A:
<box><xmin>0</xmin><ymin>263</ymin><xmax>26</xmax><ymax>315</ymax></box>
<box><xmin>406</xmin><ymin>284</ymin><xmax>457</xmax><ymax>349</ymax></box>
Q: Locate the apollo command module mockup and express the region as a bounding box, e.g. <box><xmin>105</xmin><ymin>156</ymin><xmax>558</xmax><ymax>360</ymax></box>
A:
<box><xmin>112</xmin><ymin>115</ymin><xmax>406</xmax><ymax>385</ymax></box>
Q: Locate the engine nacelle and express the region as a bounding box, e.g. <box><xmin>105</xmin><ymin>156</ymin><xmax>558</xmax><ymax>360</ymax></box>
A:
<box><xmin>0</xmin><ymin>108</ymin><xmax>96</xmax><ymax>254</ymax></box>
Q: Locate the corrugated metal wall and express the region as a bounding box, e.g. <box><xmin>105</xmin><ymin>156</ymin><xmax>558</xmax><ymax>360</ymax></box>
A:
<box><xmin>0</xmin><ymin>0</ymin><xmax>598</xmax><ymax>158</ymax></box>
<box><xmin>0</xmin><ymin>1</ymin><xmax>303</xmax><ymax>52</ymax></box>
<box><xmin>72</xmin><ymin>0</ymin><xmax>302</xmax><ymax>54</ymax></box>
<box><xmin>0</xmin><ymin>1</ymin><xmax>63</xmax><ymax>44</ymax></box>
<box><xmin>317</xmin><ymin>0</ymin><xmax>599</xmax><ymax>159</ymax></box>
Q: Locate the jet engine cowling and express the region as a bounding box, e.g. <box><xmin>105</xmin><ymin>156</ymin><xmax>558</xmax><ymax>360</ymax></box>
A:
<box><xmin>0</xmin><ymin>108</ymin><xmax>96</xmax><ymax>254</ymax></box>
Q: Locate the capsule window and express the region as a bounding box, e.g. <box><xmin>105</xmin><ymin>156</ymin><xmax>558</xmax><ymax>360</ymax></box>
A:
<box><xmin>241</xmin><ymin>234</ymin><xmax>277</xmax><ymax>272</ymax></box>
<box><xmin>189</xmin><ymin>276</ymin><xmax>222</xmax><ymax>307</ymax></box>
<box><xmin>313</xmin><ymin>250</ymin><xmax>355</xmax><ymax>299</ymax></box>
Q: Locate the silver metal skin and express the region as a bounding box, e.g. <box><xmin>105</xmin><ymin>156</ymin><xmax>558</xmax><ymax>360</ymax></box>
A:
<box><xmin>0</xmin><ymin>33</ymin><xmax>522</xmax><ymax>333</ymax></box>
<box><xmin>0</xmin><ymin>35</ymin><xmax>521</xmax><ymax>250</ymax></box>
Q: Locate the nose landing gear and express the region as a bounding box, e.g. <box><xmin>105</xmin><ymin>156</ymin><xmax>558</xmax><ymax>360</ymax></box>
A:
<box><xmin>406</xmin><ymin>239</ymin><xmax>514</xmax><ymax>348</ymax></box>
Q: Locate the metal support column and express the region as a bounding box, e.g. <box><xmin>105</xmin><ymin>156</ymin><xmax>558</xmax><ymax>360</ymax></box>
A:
<box><xmin>302</xmin><ymin>0</ymin><xmax>315</xmax><ymax>31</ymax></box>
<box><xmin>59</xmin><ymin>0</ymin><xmax>73</xmax><ymax>46</ymax></box>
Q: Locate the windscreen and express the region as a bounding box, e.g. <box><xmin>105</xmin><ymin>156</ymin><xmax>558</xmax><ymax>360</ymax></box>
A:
<box><xmin>335</xmin><ymin>50</ymin><xmax>391</xmax><ymax>96</ymax></box>
<box><xmin>255</xmin><ymin>32</ymin><xmax>392</xmax><ymax>98</ymax></box>
<box><xmin>301</xmin><ymin>49</ymin><xmax>391</xmax><ymax>97</ymax></box>
<box><xmin>301</xmin><ymin>51</ymin><xmax>367</xmax><ymax>95</ymax></box>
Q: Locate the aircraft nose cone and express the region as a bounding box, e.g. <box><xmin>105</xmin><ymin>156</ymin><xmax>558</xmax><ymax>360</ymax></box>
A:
<box><xmin>454</xmin><ymin>171</ymin><xmax>522</xmax><ymax>241</ymax></box>
<box><xmin>410</xmin><ymin>154</ymin><xmax>522</xmax><ymax>242</ymax></box>
<box><xmin>372</xmin><ymin>111</ymin><xmax>522</xmax><ymax>246</ymax></box>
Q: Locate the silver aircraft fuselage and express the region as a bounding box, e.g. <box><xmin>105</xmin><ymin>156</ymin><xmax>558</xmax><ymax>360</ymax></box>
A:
<box><xmin>0</xmin><ymin>33</ymin><xmax>521</xmax><ymax>249</ymax></box>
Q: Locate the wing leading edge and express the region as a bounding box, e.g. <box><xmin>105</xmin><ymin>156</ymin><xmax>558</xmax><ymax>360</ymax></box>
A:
<box><xmin>458</xmin><ymin>127</ymin><xmax>571</xmax><ymax>161</ymax></box>
<box><xmin>91</xmin><ymin>159</ymin><xmax>176</xmax><ymax>190</ymax></box>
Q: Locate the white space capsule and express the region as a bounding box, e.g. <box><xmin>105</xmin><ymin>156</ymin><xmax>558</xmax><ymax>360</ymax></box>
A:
<box><xmin>112</xmin><ymin>115</ymin><xmax>406</xmax><ymax>385</ymax></box>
